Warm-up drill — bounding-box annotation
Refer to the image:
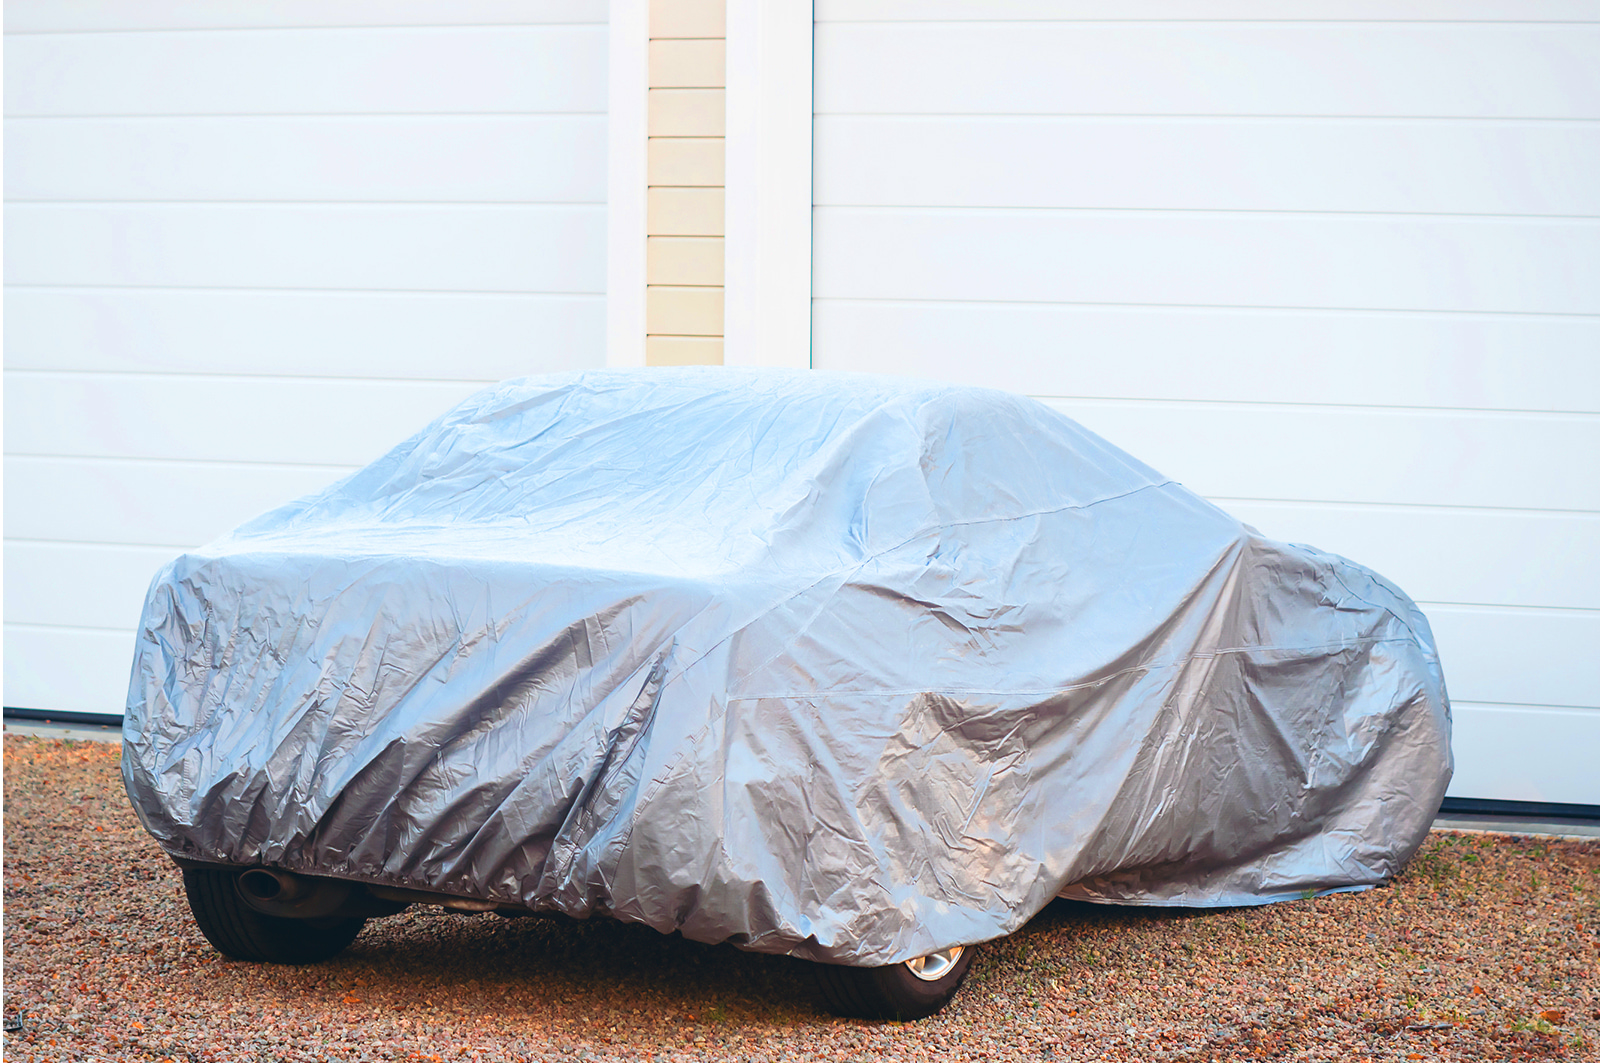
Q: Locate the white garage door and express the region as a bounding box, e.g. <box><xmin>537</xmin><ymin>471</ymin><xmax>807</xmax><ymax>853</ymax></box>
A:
<box><xmin>4</xmin><ymin>1</ymin><xmax>610</xmax><ymax>716</ymax></box>
<box><xmin>812</xmin><ymin>1</ymin><xmax>1600</xmax><ymax>804</ymax></box>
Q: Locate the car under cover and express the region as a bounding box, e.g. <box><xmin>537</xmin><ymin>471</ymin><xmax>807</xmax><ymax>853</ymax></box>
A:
<box><xmin>123</xmin><ymin>368</ymin><xmax>1452</xmax><ymax>967</ymax></box>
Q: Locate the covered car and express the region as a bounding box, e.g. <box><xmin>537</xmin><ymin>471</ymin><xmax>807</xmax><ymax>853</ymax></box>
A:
<box><xmin>124</xmin><ymin>368</ymin><xmax>1452</xmax><ymax>1018</ymax></box>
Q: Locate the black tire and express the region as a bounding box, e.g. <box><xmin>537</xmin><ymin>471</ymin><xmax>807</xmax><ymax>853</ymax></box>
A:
<box><xmin>813</xmin><ymin>945</ymin><xmax>976</xmax><ymax>1021</ymax></box>
<box><xmin>182</xmin><ymin>869</ymin><xmax>366</xmax><ymax>965</ymax></box>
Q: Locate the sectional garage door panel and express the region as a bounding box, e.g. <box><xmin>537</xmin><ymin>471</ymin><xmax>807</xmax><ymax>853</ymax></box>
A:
<box><xmin>817</xmin><ymin>2</ymin><xmax>1600</xmax><ymax>22</ymax></box>
<box><xmin>815</xmin><ymin>22</ymin><xmax>1600</xmax><ymax>119</ymax></box>
<box><xmin>816</xmin><ymin>117</ymin><xmax>1600</xmax><ymax>217</ymax></box>
<box><xmin>815</xmin><ymin>210</ymin><xmax>1600</xmax><ymax>317</ymax></box>
<box><xmin>1424</xmin><ymin>608</ymin><xmax>1600</xmax><ymax>711</ymax></box>
<box><xmin>6</xmin><ymin>543</ymin><xmax>187</xmax><ymax>633</ymax></box>
<box><xmin>4</xmin><ymin>25</ymin><xmax>607</xmax><ymax>117</ymax></box>
<box><xmin>5</xmin><ymin>116</ymin><xmax>607</xmax><ymax>204</ymax></box>
<box><xmin>4</xmin><ymin>289</ymin><xmax>604</xmax><ymax>381</ymax></box>
<box><xmin>4</xmin><ymin>375</ymin><xmax>484</xmax><ymax>467</ymax></box>
<box><xmin>6</xmin><ymin>205</ymin><xmax>606</xmax><ymax>294</ymax></box>
<box><xmin>4</xmin><ymin>1</ymin><xmax>607</xmax><ymax>33</ymax></box>
<box><xmin>812</xmin><ymin>6</ymin><xmax>1600</xmax><ymax>802</ymax></box>
<box><xmin>1217</xmin><ymin>503</ymin><xmax>1600</xmax><ymax>613</ymax></box>
<box><xmin>4</xmin><ymin>457</ymin><xmax>355</xmax><ymax>549</ymax></box>
<box><xmin>812</xmin><ymin>302</ymin><xmax>1600</xmax><ymax>414</ymax></box>
<box><xmin>3</xmin><ymin>7</ymin><xmax>608</xmax><ymax>714</ymax></box>
<box><xmin>1042</xmin><ymin>401</ymin><xmax>1600</xmax><ymax>514</ymax></box>
<box><xmin>1451</xmin><ymin>705</ymin><xmax>1600</xmax><ymax>807</ymax></box>
<box><xmin>5</xmin><ymin>627</ymin><xmax>141</xmax><ymax>719</ymax></box>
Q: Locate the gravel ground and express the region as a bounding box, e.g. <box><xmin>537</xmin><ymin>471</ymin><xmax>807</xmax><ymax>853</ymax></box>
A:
<box><xmin>4</xmin><ymin>736</ymin><xmax>1596</xmax><ymax>1062</ymax></box>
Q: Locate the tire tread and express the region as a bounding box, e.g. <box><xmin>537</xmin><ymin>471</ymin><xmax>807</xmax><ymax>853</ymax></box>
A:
<box><xmin>183</xmin><ymin>869</ymin><xmax>365</xmax><ymax>965</ymax></box>
<box><xmin>811</xmin><ymin>946</ymin><xmax>976</xmax><ymax>1021</ymax></box>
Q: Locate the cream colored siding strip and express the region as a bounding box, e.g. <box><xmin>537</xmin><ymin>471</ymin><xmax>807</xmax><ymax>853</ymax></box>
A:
<box><xmin>648</xmin><ymin>237</ymin><xmax>725</xmax><ymax>285</ymax></box>
<box><xmin>648</xmin><ymin>88</ymin><xmax>726</xmax><ymax>136</ymax></box>
<box><xmin>645</xmin><ymin>0</ymin><xmax>724</xmax><ymax>365</ymax></box>
<box><xmin>647</xmin><ymin>285</ymin><xmax>724</xmax><ymax>335</ymax></box>
<box><xmin>650</xmin><ymin>0</ymin><xmax>725</xmax><ymax>37</ymax></box>
<box><xmin>647</xmin><ymin>336</ymin><xmax>725</xmax><ymax>364</ymax></box>
<box><xmin>648</xmin><ymin>137</ymin><xmax>725</xmax><ymax>185</ymax></box>
<box><xmin>647</xmin><ymin>187</ymin><xmax>724</xmax><ymax>236</ymax></box>
<box><xmin>649</xmin><ymin>39</ymin><xmax>726</xmax><ymax>87</ymax></box>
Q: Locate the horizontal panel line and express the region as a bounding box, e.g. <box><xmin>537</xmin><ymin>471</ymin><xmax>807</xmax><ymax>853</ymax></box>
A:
<box><xmin>819</xmin><ymin>18</ymin><xmax>1600</xmax><ymax>25</ymax></box>
<box><xmin>5</xmin><ymin>621</ymin><xmax>135</xmax><ymax>636</ymax></box>
<box><xmin>1412</xmin><ymin>602</ymin><xmax>1600</xmax><ymax>617</ymax></box>
<box><xmin>5</xmin><ymin>536</ymin><xmax>193</xmax><ymax>551</ymax></box>
<box><xmin>815</xmin><ymin>113</ymin><xmax>1600</xmax><ymax>126</ymax></box>
<box><xmin>2</xmin><ymin>112</ymin><xmax>607</xmax><ymax>121</ymax></box>
<box><xmin>4</xmin><ymin>537</ymin><xmax>185</xmax><ymax>552</ymax></box>
<box><xmin>1208</xmin><ymin>495</ymin><xmax>1599</xmax><ymax>518</ymax></box>
<box><xmin>4</xmin><ymin>284</ymin><xmax>605</xmax><ymax>297</ymax></box>
<box><xmin>817</xmin><ymin>203</ymin><xmax>1600</xmax><ymax>222</ymax></box>
<box><xmin>811</xmin><ymin>295</ymin><xmax>1600</xmax><ymax>321</ymax></box>
<box><xmin>3</xmin><ymin>22</ymin><xmax>608</xmax><ymax>36</ymax></box>
<box><xmin>7</xmin><ymin>199</ymin><xmax>608</xmax><ymax>208</ymax></box>
<box><xmin>3</xmin><ymin>368</ymin><xmax>500</xmax><ymax>387</ymax></box>
<box><xmin>1450</xmin><ymin>700</ymin><xmax>1600</xmax><ymax>713</ymax></box>
<box><xmin>1208</xmin><ymin>496</ymin><xmax>1600</xmax><ymax>520</ymax></box>
<box><xmin>1</xmin><ymin>110</ymin><xmax>608</xmax><ymax>120</ymax></box>
<box><xmin>1031</xmin><ymin>394</ymin><xmax>1600</xmax><ymax>419</ymax></box>
<box><xmin>6</xmin><ymin>453</ymin><xmax>361</xmax><ymax>472</ymax></box>
<box><xmin>8</xmin><ymin>200</ymin><xmax>607</xmax><ymax>210</ymax></box>
<box><xmin>813</xmin><ymin>111</ymin><xmax>1600</xmax><ymax>124</ymax></box>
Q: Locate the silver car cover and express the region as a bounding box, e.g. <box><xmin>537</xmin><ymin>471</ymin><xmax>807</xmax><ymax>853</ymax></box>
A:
<box><xmin>123</xmin><ymin>368</ymin><xmax>1452</xmax><ymax>966</ymax></box>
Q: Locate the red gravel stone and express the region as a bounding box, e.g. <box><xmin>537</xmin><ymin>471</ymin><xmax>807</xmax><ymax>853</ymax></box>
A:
<box><xmin>4</xmin><ymin>735</ymin><xmax>1596</xmax><ymax>1061</ymax></box>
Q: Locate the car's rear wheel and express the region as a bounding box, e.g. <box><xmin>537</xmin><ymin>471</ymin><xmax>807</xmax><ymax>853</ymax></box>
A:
<box><xmin>813</xmin><ymin>945</ymin><xmax>975</xmax><ymax>1020</ymax></box>
<box><xmin>183</xmin><ymin>869</ymin><xmax>366</xmax><ymax>964</ymax></box>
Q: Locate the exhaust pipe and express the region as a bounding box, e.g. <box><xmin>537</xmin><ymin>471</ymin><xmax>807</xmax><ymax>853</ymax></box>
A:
<box><xmin>238</xmin><ymin>868</ymin><xmax>307</xmax><ymax>904</ymax></box>
<box><xmin>234</xmin><ymin>867</ymin><xmax>351</xmax><ymax>918</ymax></box>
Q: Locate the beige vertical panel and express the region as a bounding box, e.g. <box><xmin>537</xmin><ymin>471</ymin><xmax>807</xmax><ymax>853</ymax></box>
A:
<box><xmin>648</xmin><ymin>187</ymin><xmax>724</xmax><ymax>235</ymax></box>
<box><xmin>647</xmin><ymin>285</ymin><xmax>724</xmax><ymax>334</ymax></box>
<box><xmin>649</xmin><ymin>39</ymin><xmax>726</xmax><ymax>86</ymax></box>
<box><xmin>648</xmin><ymin>237</ymin><xmax>725</xmax><ymax>284</ymax></box>
<box><xmin>646</xmin><ymin>0</ymin><xmax>725</xmax><ymax>365</ymax></box>
<box><xmin>650</xmin><ymin>0</ymin><xmax>725</xmax><ymax>37</ymax></box>
<box><xmin>649</xmin><ymin>137</ymin><xmax>725</xmax><ymax>185</ymax></box>
<box><xmin>648</xmin><ymin>89</ymin><xmax>726</xmax><ymax>136</ymax></box>
<box><xmin>647</xmin><ymin>336</ymin><xmax>725</xmax><ymax>364</ymax></box>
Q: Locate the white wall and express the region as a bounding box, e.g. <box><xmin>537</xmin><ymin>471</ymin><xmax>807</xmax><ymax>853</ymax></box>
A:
<box><xmin>812</xmin><ymin>1</ymin><xmax>1600</xmax><ymax>804</ymax></box>
<box><xmin>4</xmin><ymin>0</ymin><xmax>611</xmax><ymax>714</ymax></box>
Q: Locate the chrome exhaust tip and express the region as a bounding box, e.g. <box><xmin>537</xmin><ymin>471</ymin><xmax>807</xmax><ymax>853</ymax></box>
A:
<box><xmin>238</xmin><ymin>867</ymin><xmax>306</xmax><ymax>904</ymax></box>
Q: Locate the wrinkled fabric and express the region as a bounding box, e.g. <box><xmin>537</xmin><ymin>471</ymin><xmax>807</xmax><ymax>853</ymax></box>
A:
<box><xmin>124</xmin><ymin>368</ymin><xmax>1452</xmax><ymax>966</ymax></box>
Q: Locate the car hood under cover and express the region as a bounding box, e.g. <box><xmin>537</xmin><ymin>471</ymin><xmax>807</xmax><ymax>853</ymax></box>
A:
<box><xmin>124</xmin><ymin>368</ymin><xmax>1452</xmax><ymax>966</ymax></box>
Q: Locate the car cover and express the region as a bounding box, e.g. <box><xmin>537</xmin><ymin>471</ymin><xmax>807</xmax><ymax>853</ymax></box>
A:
<box><xmin>124</xmin><ymin>368</ymin><xmax>1452</xmax><ymax>966</ymax></box>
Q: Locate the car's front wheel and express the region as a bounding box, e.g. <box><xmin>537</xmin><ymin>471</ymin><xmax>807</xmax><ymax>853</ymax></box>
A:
<box><xmin>813</xmin><ymin>945</ymin><xmax>975</xmax><ymax>1020</ymax></box>
<box><xmin>183</xmin><ymin>869</ymin><xmax>366</xmax><ymax>964</ymax></box>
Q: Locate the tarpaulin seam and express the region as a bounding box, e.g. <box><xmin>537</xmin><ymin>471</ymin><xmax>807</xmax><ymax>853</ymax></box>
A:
<box><xmin>721</xmin><ymin>635</ymin><xmax>1428</xmax><ymax>701</ymax></box>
